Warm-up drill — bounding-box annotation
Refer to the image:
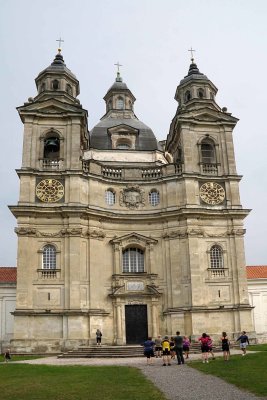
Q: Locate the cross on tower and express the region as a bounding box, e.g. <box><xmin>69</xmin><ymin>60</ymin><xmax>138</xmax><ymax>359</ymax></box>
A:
<box><xmin>188</xmin><ymin>47</ymin><xmax>196</xmax><ymax>62</ymax></box>
<box><xmin>114</xmin><ymin>61</ymin><xmax>122</xmax><ymax>73</ymax></box>
<box><xmin>56</xmin><ymin>37</ymin><xmax>64</xmax><ymax>51</ymax></box>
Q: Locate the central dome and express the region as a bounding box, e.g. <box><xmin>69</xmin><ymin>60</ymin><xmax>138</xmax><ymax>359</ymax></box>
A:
<box><xmin>90</xmin><ymin>73</ymin><xmax>161</xmax><ymax>151</ymax></box>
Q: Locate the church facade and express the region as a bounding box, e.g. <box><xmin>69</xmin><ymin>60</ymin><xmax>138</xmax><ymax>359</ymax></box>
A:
<box><xmin>9</xmin><ymin>50</ymin><xmax>254</xmax><ymax>352</ymax></box>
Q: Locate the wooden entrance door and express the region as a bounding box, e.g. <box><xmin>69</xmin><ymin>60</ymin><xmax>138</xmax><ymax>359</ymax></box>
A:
<box><xmin>125</xmin><ymin>305</ymin><xmax>148</xmax><ymax>344</ymax></box>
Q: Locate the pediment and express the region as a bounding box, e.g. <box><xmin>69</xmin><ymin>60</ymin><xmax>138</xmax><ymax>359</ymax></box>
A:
<box><xmin>108</xmin><ymin>124</ymin><xmax>139</xmax><ymax>135</ymax></box>
<box><xmin>110</xmin><ymin>232</ymin><xmax>158</xmax><ymax>246</ymax></box>
<box><xmin>17</xmin><ymin>99</ymin><xmax>82</xmax><ymax>115</ymax></box>
<box><xmin>180</xmin><ymin>107</ymin><xmax>238</xmax><ymax>124</ymax></box>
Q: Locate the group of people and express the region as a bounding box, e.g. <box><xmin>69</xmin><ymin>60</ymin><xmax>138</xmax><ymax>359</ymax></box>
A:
<box><xmin>143</xmin><ymin>330</ymin><xmax>250</xmax><ymax>365</ymax></box>
<box><xmin>143</xmin><ymin>332</ymin><xmax>191</xmax><ymax>365</ymax></box>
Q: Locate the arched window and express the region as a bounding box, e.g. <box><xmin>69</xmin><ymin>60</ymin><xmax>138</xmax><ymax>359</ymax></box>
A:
<box><xmin>123</xmin><ymin>248</ymin><xmax>144</xmax><ymax>273</ymax></box>
<box><xmin>198</xmin><ymin>88</ymin><xmax>204</xmax><ymax>98</ymax></box>
<box><xmin>184</xmin><ymin>90</ymin><xmax>191</xmax><ymax>102</ymax></box>
<box><xmin>210</xmin><ymin>245</ymin><xmax>223</xmax><ymax>269</ymax></box>
<box><xmin>52</xmin><ymin>79</ymin><xmax>60</xmax><ymax>90</ymax></box>
<box><xmin>116</xmin><ymin>97</ymin><xmax>124</xmax><ymax>109</ymax></box>
<box><xmin>105</xmin><ymin>189</ymin><xmax>116</xmax><ymax>205</ymax></box>
<box><xmin>42</xmin><ymin>245</ymin><xmax>56</xmax><ymax>269</ymax></box>
<box><xmin>66</xmin><ymin>84</ymin><xmax>72</xmax><ymax>95</ymax></box>
<box><xmin>201</xmin><ymin>139</ymin><xmax>216</xmax><ymax>164</ymax></box>
<box><xmin>149</xmin><ymin>190</ymin><xmax>160</xmax><ymax>206</ymax></box>
<box><xmin>40</xmin><ymin>82</ymin><xmax>46</xmax><ymax>93</ymax></box>
<box><xmin>108</xmin><ymin>100</ymin><xmax>112</xmax><ymax>110</ymax></box>
<box><xmin>44</xmin><ymin>135</ymin><xmax>60</xmax><ymax>160</ymax></box>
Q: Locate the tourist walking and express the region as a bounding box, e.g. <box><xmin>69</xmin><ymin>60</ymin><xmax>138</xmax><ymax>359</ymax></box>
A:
<box><xmin>198</xmin><ymin>333</ymin><xmax>210</xmax><ymax>363</ymax></box>
<box><xmin>236</xmin><ymin>331</ymin><xmax>249</xmax><ymax>356</ymax></box>
<box><xmin>4</xmin><ymin>348</ymin><xmax>11</xmax><ymax>363</ymax></box>
<box><xmin>183</xmin><ymin>336</ymin><xmax>190</xmax><ymax>359</ymax></box>
<box><xmin>143</xmin><ymin>336</ymin><xmax>155</xmax><ymax>365</ymax></box>
<box><xmin>96</xmin><ymin>329</ymin><xmax>102</xmax><ymax>346</ymax></box>
<box><xmin>207</xmin><ymin>334</ymin><xmax>215</xmax><ymax>360</ymax></box>
<box><xmin>161</xmin><ymin>336</ymin><xmax>171</xmax><ymax>366</ymax></box>
<box><xmin>174</xmin><ymin>331</ymin><xmax>184</xmax><ymax>365</ymax></box>
<box><xmin>154</xmin><ymin>335</ymin><xmax>162</xmax><ymax>358</ymax></box>
<box><xmin>221</xmin><ymin>331</ymin><xmax>230</xmax><ymax>361</ymax></box>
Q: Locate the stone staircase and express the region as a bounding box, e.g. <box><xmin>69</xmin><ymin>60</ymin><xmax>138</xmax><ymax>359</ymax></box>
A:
<box><xmin>58</xmin><ymin>345</ymin><xmax>144</xmax><ymax>359</ymax></box>
<box><xmin>58</xmin><ymin>343</ymin><xmax>241</xmax><ymax>359</ymax></box>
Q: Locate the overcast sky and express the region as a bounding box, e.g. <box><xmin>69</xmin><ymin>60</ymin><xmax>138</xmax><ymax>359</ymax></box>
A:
<box><xmin>0</xmin><ymin>0</ymin><xmax>266</xmax><ymax>266</ymax></box>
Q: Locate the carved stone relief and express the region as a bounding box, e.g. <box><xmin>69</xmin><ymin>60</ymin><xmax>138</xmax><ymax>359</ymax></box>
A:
<box><xmin>15</xmin><ymin>227</ymin><xmax>106</xmax><ymax>240</ymax></box>
<box><xmin>119</xmin><ymin>185</ymin><xmax>145</xmax><ymax>209</ymax></box>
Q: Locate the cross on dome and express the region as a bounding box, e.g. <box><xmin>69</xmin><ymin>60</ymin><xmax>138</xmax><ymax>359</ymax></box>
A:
<box><xmin>188</xmin><ymin>47</ymin><xmax>196</xmax><ymax>62</ymax></box>
<box><xmin>56</xmin><ymin>37</ymin><xmax>64</xmax><ymax>52</ymax></box>
<box><xmin>114</xmin><ymin>61</ymin><xmax>122</xmax><ymax>73</ymax></box>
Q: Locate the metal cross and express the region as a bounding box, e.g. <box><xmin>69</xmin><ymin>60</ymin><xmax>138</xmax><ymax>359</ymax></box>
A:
<box><xmin>56</xmin><ymin>37</ymin><xmax>64</xmax><ymax>50</ymax></box>
<box><xmin>114</xmin><ymin>61</ymin><xmax>122</xmax><ymax>73</ymax></box>
<box><xmin>188</xmin><ymin>47</ymin><xmax>196</xmax><ymax>62</ymax></box>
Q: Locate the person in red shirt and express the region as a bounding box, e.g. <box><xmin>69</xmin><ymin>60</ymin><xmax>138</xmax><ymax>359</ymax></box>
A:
<box><xmin>198</xmin><ymin>333</ymin><xmax>210</xmax><ymax>363</ymax></box>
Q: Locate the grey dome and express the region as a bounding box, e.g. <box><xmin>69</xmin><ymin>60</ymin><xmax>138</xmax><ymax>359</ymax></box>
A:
<box><xmin>90</xmin><ymin>117</ymin><xmax>162</xmax><ymax>151</ymax></box>
<box><xmin>179</xmin><ymin>61</ymin><xmax>208</xmax><ymax>85</ymax></box>
<box><xmin>36</xmin><ymin>52</ymin><xmax>77</xmax><ymax>81</ymax></box>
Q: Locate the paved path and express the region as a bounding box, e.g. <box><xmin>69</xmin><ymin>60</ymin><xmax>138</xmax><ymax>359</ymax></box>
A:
<box><xmin>8</xmin><ymin>351</ymin><xmax>267</xmax><ymax>400</ymax></box>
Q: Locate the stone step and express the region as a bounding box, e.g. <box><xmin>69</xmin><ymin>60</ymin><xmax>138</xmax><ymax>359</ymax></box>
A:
<box><xmin>59</xmin><ymin>345</ymin><xmax>144</xmax><ymax>359</ymax></box>
<box><xmin>58</xmin><ymin>343</ymin><xmax>241</xmax><ymax>359</ymax></box>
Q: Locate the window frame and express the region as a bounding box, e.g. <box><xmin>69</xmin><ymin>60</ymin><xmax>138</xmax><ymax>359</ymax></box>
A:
<box><xmin>210</xmin><ymin>245</ymin><xmax>224</xmax><ymax>269</ymax></box>
<box><xmin>105</xmin><ymin>189</ymin><xmax>116</xmax><ymax>205</ymax></box>
<box><xmin>122</xmin><ymin>247</ymin><xmax>144</xmax><ymax>273</ymax></box>
<box><xmin>42</xmin><ymin>244</ymin><xmax>57</xmax><ymax>270</ymax></box>
<box><xmin>149</xmin><ymin>190</ymin><xmax>160</xmax><ymax>206</ymax></box>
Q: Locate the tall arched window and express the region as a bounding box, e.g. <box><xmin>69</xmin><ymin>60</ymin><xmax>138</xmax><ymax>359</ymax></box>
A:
<box><xmin>198</xmin><ymin>88</ymin><xmax>204</xmax><ymax>98</ymax></box>
<box><xmin>44</xmin><ymin>135</ymin><xmax>60</xmax><ymax>160</ymax></box>
<box><xmin>201</xmin><ymin>139</ymin><xmax>216</xmax><ymax>164</ymax></box>
<box><xmin>210</xmin><ymin>245</ymin><xmax>223</xmax><ymax>269</ymax></box>
<box><xmin>116</xmin><ymin>97</ymin><xmax>124</xmax><ymax>109</ymax></box>
<box><xmin>42</xmin><ymin>245</ymin><xmax>57</xmax><ymax>269</ymax></box>
<box><xmin>52</xmin><ymin>79</ymin><xmax>60</xmax><ymax>90</ymax></box>
<box><xmin>184</xmin><ymin>90</ymin><xmax>191</xmax><ymax>102</ymax></box>
<box><xmin>123</xmin><ymin>248</ymin><xmax>144</xmax><ymax>273</ymax></box>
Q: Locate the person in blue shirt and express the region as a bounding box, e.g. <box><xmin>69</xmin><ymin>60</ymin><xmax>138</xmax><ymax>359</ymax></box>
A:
<box><xmin>143</xmin><ymin>337</ymin><xmax>156</xmax><ymax>365</ymax></box>
<box><xmin>236</xmin><ymin>331</ymin><xmax>249</xmax><ymax>356</ymax></box>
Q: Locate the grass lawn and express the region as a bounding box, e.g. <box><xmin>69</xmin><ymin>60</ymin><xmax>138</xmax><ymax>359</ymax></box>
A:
<box><xmin>0</xmin><ymin>364</ymin><xmax>166</xmax><ymax>400</ymax></box>
<box><xmin>189</xmin><ymin>350</ymin><xmax>267</xmax><ymax>397</ymax></box>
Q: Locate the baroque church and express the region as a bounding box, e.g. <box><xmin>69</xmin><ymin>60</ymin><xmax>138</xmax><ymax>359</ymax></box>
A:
<box><xmin>9</xmin><ymin>48</ymin><xmax>254</xmax><ymax>352</ymax></box>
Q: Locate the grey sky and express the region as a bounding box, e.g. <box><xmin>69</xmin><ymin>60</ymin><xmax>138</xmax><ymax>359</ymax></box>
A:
<box><xmin>0</xmin><ymin>0</ymin><xmax>266</xmax><ymax>266</ymax></box>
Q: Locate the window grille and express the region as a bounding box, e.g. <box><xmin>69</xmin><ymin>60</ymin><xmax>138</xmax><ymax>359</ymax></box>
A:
<box><xmin>123</xmin><ymin>248</ymin><xmax>144</xmax><ymax>273</ymax></box>
<box><xmin>105</xmin><ymin>190</ymin><xmax>115</xmax><ymax>205</ymax></box>
<box><xmin>42</xmin><ymin>245</ymin><xmax>56</xmax><ymax>269</ymax></box>
<box><xmin>210</xmin><ymin>245</ymin><xmax>223</xmax><ymax>269</ymax></box>
<box><xmin>201</xmin><ymin>142</ymin><xmax>215</xmax><ymax>163</ymax></box>
<box><xmin>149</xmin><ymin>190</ymin><xmax>160</xmax><ymax>206</ymax></box>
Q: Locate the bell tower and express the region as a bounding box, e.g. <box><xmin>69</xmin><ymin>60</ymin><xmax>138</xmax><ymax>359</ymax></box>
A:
<box><xmin>10</xmin><ymin>48</ymin><xmax>90</xmax><ymax>352</ymax></box>
<box><xmin>165</xmin><ymin>55</ymin><xmax>254</xmax><ymax>338</ymax></box>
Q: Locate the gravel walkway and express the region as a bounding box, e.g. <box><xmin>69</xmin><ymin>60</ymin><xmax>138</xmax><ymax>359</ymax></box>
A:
<box><xmin>7</xmin><ymin>351</ymin><xmax>267</xmax><ymax>400</ymax></box>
